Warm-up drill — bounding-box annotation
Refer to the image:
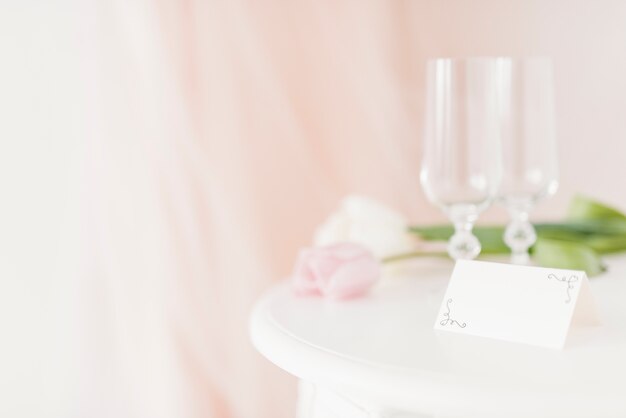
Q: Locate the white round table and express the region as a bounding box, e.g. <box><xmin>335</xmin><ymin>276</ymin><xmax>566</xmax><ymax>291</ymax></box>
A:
<box><xmin>249</xmin><ymin>257</ymin><xmax>626</xmax><ymax>418</ymax></box>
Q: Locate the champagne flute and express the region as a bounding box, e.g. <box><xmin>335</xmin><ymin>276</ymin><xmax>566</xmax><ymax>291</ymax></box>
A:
<box><xmin>421</xmin><ymin>58</ymin><xmax>502</xmax><ymax>260</ymax></box>
<box><xmin>496</xmin><ymin>57</ymin><xmax>558</xmax><ymax>264</ymax></box>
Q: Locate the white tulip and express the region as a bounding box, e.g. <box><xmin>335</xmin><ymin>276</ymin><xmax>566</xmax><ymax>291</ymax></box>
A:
<box><xmin>314</xmin><ymin>195</ymin><xmax>416</xmax><ymax>259</ymax></box>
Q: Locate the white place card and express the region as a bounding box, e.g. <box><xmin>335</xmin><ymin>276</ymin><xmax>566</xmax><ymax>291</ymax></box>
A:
<box><xmin>434</xmin><ymin>260</ymin><xmax>599</xmax><ymax>349</ymax></box>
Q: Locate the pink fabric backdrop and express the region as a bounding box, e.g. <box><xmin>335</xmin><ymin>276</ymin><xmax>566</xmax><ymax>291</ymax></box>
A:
<box><xmin>4</xmin><ymin>1</ymin><xmax>624</xmax><ymax>417</ymax></box>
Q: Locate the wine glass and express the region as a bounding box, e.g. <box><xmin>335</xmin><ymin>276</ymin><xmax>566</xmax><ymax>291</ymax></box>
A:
<box><xmin>495</xmin><ymin>57</ymin><xmax>558</xmax><ymax>264</ymax></box>
<box><xmin>421</xmin><ymin>58</ymin><xmax>503</xmax><ymax>260</ymax></box>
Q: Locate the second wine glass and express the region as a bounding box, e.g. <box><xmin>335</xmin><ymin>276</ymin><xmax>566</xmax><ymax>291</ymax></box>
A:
<box><xmin>421</xmin><ymin>58</ymin><xmax>503</xmax><ymax>260</ymax></box>
<box><xmin>496</xmin><ymin>57</ymin><xmax>559</xmax><ymax>264</ymax></box>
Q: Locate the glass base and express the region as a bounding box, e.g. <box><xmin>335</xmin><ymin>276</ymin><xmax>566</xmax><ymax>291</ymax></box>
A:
<box><xmin>510</xmin><ymin>252</ymin><xmax>531</xmax><ymax>265</ymax></box>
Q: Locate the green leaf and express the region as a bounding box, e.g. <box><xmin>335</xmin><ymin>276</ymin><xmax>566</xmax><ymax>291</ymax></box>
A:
<box><xmin>585</xmin><ymin>235</ymin><xmax>626</xmax><ymax>254</ymax></box>
<box><xmin>536</xmin><ymin>220</ymin><xmax>626</xmax><ymax>236</ymax></box>
<box><xmin>533</xmin><ymin>238</ymin><xmax>606</xmax><ymax>276</ymax></box>
<box><xmin>534</xmin><ymin>222</ymin><xmax>626</xmax><ymax>253</ymax></box>
<box><xmin>567</xmin><ymin>195</ymin><xmax>626</xmax><ymax>222</ymax></box>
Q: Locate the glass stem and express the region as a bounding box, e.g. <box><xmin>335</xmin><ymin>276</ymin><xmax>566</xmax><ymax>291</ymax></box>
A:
<box><xmin>454</xmin><ymin>219</ymin><xmax>473</xmax><ymax>235</ymax></box>
<box><xmin>504</xmin><ymin>207</ymin><xmax>536</xmax><ymax>265</ymax></box>
<box><xmin>447</xmin><ymin>212</ymin><xmax>481</xmax><ymax>260</ymax></box>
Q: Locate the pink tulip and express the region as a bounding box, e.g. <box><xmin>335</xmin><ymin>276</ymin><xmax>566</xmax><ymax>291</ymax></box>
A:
<box><xmin>291</xmin><ymin>242</ymin><xmax>380</xmax><ymax>299</ymax></box>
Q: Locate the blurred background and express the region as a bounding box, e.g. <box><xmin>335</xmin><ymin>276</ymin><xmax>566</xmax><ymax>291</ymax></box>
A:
<box><xmin>1</xmin><ymin>1</ymin><xmax>625</xmax><ymax>417</ymax></box>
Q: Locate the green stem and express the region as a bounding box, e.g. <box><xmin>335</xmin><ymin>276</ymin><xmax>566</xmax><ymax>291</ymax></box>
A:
<box><xmin>381</xmin><ymin>251</ymin><xmax>447</xmax><ymax>264</ymax></box>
